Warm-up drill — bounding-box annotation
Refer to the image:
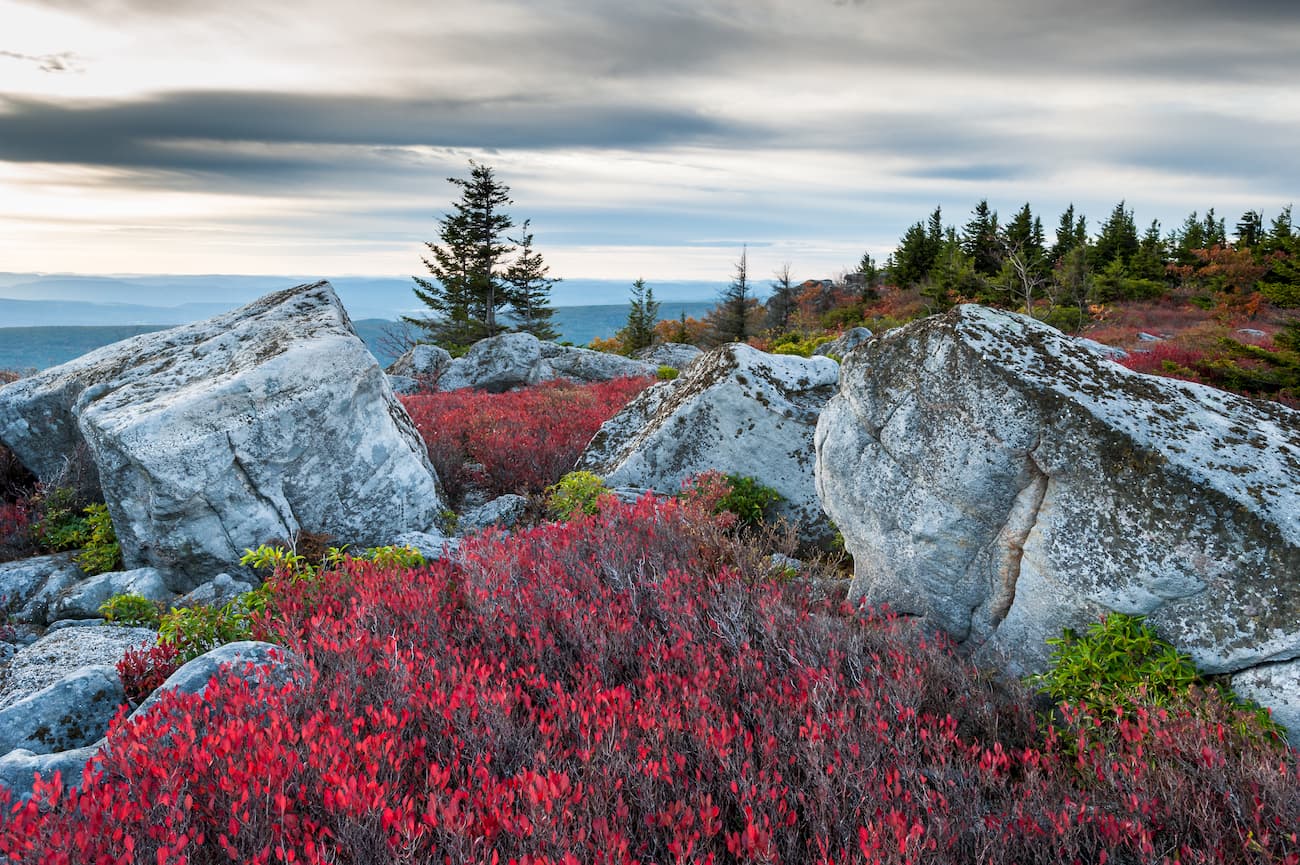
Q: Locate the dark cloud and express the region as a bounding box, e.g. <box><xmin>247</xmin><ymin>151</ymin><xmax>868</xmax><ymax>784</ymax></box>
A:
<box><xmin>0</xmin><ymin>91</ymin><xmax>737</xmax><ymax>178</ymax></box>
<box><xmin>0</xmin><ymin>50</ymin><xmax>83</xmax><ymax>73</ymax></box>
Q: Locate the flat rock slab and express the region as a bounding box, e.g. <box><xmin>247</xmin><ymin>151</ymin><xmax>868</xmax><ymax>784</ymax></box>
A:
<box><xmin>0</xmin><ymin>625</ymin><xmax>155</xmax><ymax>710</ymax></box>
<box><xmin>815</xmin><ymin>304</ymin><xmax>1300</xmax><ymax>736</ymax></box>
<box><xmin>578</xmin><ymin>343</ymin><xmax>839</xmax><ymax>543</ymax></box>
<box><xmin>0</xmin><ymin>282</ymin><xmax>445</xmax><ymax>586</ymax></box>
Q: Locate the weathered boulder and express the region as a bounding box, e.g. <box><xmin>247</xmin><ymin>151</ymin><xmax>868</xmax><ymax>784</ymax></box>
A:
<box><xmin>0</xmin><ymin>665</ymin><xmax>123</xmax><ymax>755</ymax></box>
<box><xmin>0</xmin><ymin>744</ymin><xmax>101</xmax><ymax>800</ymax></box>
<box><xmin>635</xmin><ymin>343</ymin><xmax>703</xmax><ymax>371</ymax></box>
<box><xmin>437</xmin><ymin>332</ymin><xmax>654</xmax><ymax>392</ymax></box>
<box><xmin>0</xmin><ymin>553</ymin><xmax>84</xmax><ymax>625</ymax></box>
<box><xmin>387</xmin><ymin>374</ymin><xmax>421</xmax><ymax>395</ymax></box>
<box><xmin>390</xmin><ymin>531</ymin><xmax>460</xmax><ymax>562</ymax></box>
<box><xmin>0</xmin><ymin>625</ymin><xmax>156</xmax><ymax>710</ymax></box>
<box><xmin>387</xmin><ymin>344</ymin><xmax>453</xmax><ymax>380</ymax></box>
<box><xmin>813</xmin><ymin>327</ymin><xmax>873</xmax><ymax>358</ymax></box>
<box><xmin>0</xmin><ymin>282</ymin><xmax>446</xmax><ymax>587</ymax></box>
<box><xmin>458</xmin><ymin>494</ymin><xmax>529</xmax><ymax>535</ymax></box>
<box><xmin>577</xmin><ymin>344</ymin><xmax>839</xmax><ymax>541</ymax></box>
<box><xmin>128</xmin><ymin>641</ymin><xmax>302</xmax><ymax>721</ymax></box>
<box><xmin>1231</xmin><ymin>661</ymin><xmax>1300</xmax><ymax>736</ymax></box>
<box><xmin>50</xmin><ymin>566</ymin><xmax>172</xmax><ymax>622</ymax></box>
<box><xmin>815</xmin><ymin>305</ymin><xmax>1300</xmax><ymax>732</ymax></box>
<box><xmin>176</xmin><ymin>573</ymin><xmax>257</xmax><ymax>609</ymax></box>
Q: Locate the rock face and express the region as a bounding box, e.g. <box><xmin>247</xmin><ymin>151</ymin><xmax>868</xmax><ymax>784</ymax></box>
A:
<box><xmin>0</xmin><ymin>554</ymin><xmax>84</xmax><ymax>625</ymax></box>
<box><xmin>578</xmin><ymin>344</ymin><xmax>839</xmax><ymax>541</ymax></box>
<box><xmin>50</xmin><ymin>566</ymin><xmax>172</xmax><ymax>622</ymax></box>
<box><xmin>635</xmin><ymin>343</ymin><xmax>703</xmax><ymax>371</ymax></box>
<box><xmin>0</xmin><ymin>282</ymin><xmax>445</xmax><ymax>586</ymax></box>
<box><xmin>813</xmin><ymin>327</ymin><xmax>873</xmax><ymax>358</ymax></box>
<box><xmin>0</xmin><ymin>665</ymin><xmax>123</xmax><ymax>755</ymax></box>
<box><xmin>815</xmin><ymin>305</ymin><xmax>1300</xmax><ymax>732</ymax></box>
<box><xmin>437</xmin><ymin>332</ymin><xmax>654</xmax><ymax>392</ymax></box>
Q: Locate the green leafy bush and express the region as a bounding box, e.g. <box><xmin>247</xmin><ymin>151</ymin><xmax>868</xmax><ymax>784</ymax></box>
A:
<box><xmin>770</xmin><ymin>333</ymin><xmax>834</xmax><ymax>358</ymax></box>
<box><xmin>32</xmin><ymin>487</ymin><xmax>91</xmax><ymax>552</ymax></box>
<box><xmin>655</xmin><ymin>365</ymin><xmax>678</xmax><ymax>381</ymax></box>
<box><xmin>546</xmin><ymin>471</ymin><xmax>609</xmax><ymax>520</ymax></box>
<box><xmin>74</xmin><ymin>503</ymin><xmax>122</xmax><ymax>575</ymax></box>
<box><xmin>716</xmin><ymin>473</ymin><xmax>782</xmax><ymax>528</ymax></box>
<box><xmin>1031</xmin><ymin>613</ymin><xmax>1198</xmax><ymax>714</ymax></box>
<box><xmin>99</xmin><ymin>593</ymin><xmax>162</xmax><ymax>628</ymax></box>
<box><xmin>157</xmin><ymin>600</ymin><xmax>256</xmax><ymax>661</ymax></box>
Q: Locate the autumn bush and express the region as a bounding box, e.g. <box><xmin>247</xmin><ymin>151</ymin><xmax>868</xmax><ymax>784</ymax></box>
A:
<box><xmin>400</xmin><ymin>376</ymin><xmax>651</xmax><ymax>504</ymax></box>
<box><xmin>3</xmin><ymin>493</ymin><xmax>1295</xmax><ymax>865</ymax></box>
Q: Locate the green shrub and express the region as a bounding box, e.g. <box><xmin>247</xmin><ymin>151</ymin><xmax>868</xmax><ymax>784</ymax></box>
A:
<box><xmin>546</xmin><ymin>471</ymin><xmax>609</xmax><ymax>520</ymax></box>
<box><xmin>1037</xmin><ymin>305</ymin><xmax>1086</xmax><ymax>334</ymax></box>
<box><xmin>99</xmin><ymin>593</ymin><xmax>162</xmax><ymax>628</ymax></box>
<box><xmin>158</xmin><ymin>601</ymin><xmax>255</xmax><ymax>661</ymax></box>
<box><xmin>364</xmin><ymin>545</ymin><xmax>426</xmax><ymax>570</ymax></box>
<box><xmin>1031</xmin><ymin>613</ymin><xmax>1198</xmax><ymax>714</ymax></box>
<box><xmin>655</xmin><ymin>365</ymin><xmax>679</xmax><ymax>381</ymax></box>
<box><xmin>716</xmin><ymin>473</ymin><xmax>782</xmax><ymax>528</ymax></box>
<box><xmin>32</xmin><ymin>487</ymin><xmax>91</xmax><ymax>552</ymax></box>
<box><xmin>770</xmin><ymin>333</ymin><xmax>834</xmax><ymax>358</ymax></box>
<box><xmin>75</xmin><ymin>503</ymin><xmax>122</xmax><ymax>575</ymax></box>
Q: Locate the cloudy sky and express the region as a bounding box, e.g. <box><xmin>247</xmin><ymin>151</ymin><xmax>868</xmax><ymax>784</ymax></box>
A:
<box><xmin>1</xmin><ymin>0</ymin><xmax>1297</xmax><ymax>283</ymax></box>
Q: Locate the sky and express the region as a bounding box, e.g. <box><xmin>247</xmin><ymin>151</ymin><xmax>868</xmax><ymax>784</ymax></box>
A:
<box><xmin>1</xmin><ymin>0</ymin><xmax>1298</xmax><ymax>284</ymax></box>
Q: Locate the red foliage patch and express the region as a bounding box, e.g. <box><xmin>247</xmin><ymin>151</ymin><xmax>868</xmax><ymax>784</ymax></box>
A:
<box><xmin>0</xmin><ymin>498</ymin><xmax>34</xmax><ymax>563</ymax></box>
<box><xmin>400</xmin><ymin>377</ymin><xmax>651</xmax><ymax>503</ymax></box>
<box><xmin>3</xmin><ymin>496</ymin><xmax>1295</xmax><ymax>864</ymax></box>
<box><xmin>116</xmin><ymin>642</ymin><xmax>184</xmax><ymax>705</ymax></box>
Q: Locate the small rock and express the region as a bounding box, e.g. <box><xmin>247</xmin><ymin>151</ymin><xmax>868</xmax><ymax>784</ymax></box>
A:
<box><xmin>1231</xmin><ymin>660</ymin><xmax>1300</xmax><ymax>741</ymax></box>
<box><xmin>0</xmin><ymin>745</ymin><xmax>102</xmax><ymax>800</ymax></box>
<box><xmin>1136</xmin><ymin>332</ymin><xmax>1162</xmax><ymax>341</ymax></box>
<box><xmin>1074</xmin><ymin>337</ymin><xmax>1129</xmax><ymax>360</ymax></box>
<box><xmin>386</xmin><ymin>374</ymin><xmax>421</xmax><ymax>395</ymax></box>
<box><xmin>813</xmin><ymin>327</ymin><xmax>873</xmax><ymax>358</ymax></box>
<box><xmin>177</xmin><ymin>573</ymin><xmax>257</xmax><ymax>609</ymax></box>
<box><xmin>45</xmin><ymin>619</ymin><xmax>108</xmax><ymax>631</ymax></box>
<box><xmin>390</xmin><ymin>532</ymin><xmax>460</xmax><ymax>561</ymax></box>
<box><xmin>634</xmin><ymin>343</ymin><xmax>703</xmax><ymax>371</ymax></box>
<box><xmin>458</xmin><ymin>495</ymin><xmax>529</xmax><ymax>535</ymax></box>
<box><xmin>387</xmin><ymin>344</ymin><xmax>453</xmax><ymax>380</ymax></box>
<box><xmin>0</xmin><ymin>665</ymin><xmax>123</xmax><ymax>755</ymax></box>
<box><xmin>1236</xmin><ymin>328</ymin><xmax>1267</xmax><ymax>338</ymax></box>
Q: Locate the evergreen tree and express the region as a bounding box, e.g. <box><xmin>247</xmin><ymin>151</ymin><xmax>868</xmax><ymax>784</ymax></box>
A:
<box><xmin>765</xmin><ymin>264</ymin><xmax>798</xmax><ymax>331</ymax></box>
<box><xmin>407</xmin><ymin>160</ymin><xmax>517</xmax><ymax>350</ymax></box>
<box><xmin>617</xmin><ymin>278</ymin><xmax>660</xmax><ymax>353</ymax></box>
<box><xmin>504</xmin><ymin>220</ymin><xmax>559</xmax><ymax>341</ymax></box>
<box><xmin>709</xmin><ymin>247</ymin><xmax>758</xmax><ymax>344</ymax></box>
<box><xmin>1260</xmin><ymin>206</ymin><xmax>1300</xmax><ymax>306</ymax></box>
<box><xmin>924</xmin><ymin>228</ymin><xmax>979</xmax><ymax>311</ymax></box>
<box><xmin>1092</xmin><ymin>201</ymin><xmax>1139</xmax><ymax>269</ymax></box>
<box><xmin>856</xmin><ymin>253</ymin><xmax>881</xmax><ymax>303</ymax></box>
<box><xmin>1049</xmin><ymin>204</ymin><xmax>1087</xmax><ymax>264</ymax></box>
<box><xmin>1130</xmin><ymin>219</ymin><xmax>1169</xmax><ymax>283</ymax></box>
<box><xmin>1003</xmin><ymin>203</ymin><xmax>1045</xmax><ymax>267</ymax></box>
<box><xmin>1202</xmin><ymin>208</ymin><xmax>1227</xmax><ymax>248</ymax></box>
<box><xmin>1171</xmin><ymin>211</ymin><xmax>1207</xmax><ymax>266</ymax></box>
<box><xmin>890</xmin><ymin>206</ymin><xmax>944</xmax><ymax>287</ymax></box>
<box><xmin>962</xmin><ymin>199</ymin><xmax>1001</xmax><ymax>276</ymax></box>
<box><xmin>1235</xmin><ymin>210</ymin><xmax>1264</xmax><ymax>249</ymax></box>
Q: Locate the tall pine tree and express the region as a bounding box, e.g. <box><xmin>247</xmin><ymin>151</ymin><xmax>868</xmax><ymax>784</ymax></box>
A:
<box><xmin>709</xmin><ymin>247</ymin><xmax>757</xmax><ymax>344</ymax></box>
<box><xmin>617</xmin><ymin>279</ymin><xmax>660</xmax><ymax>353</ymax></box>
<box><xmin>504</xmin><ymin>220</ymin><xmax>559</xmax><ymax>341</ymax></box>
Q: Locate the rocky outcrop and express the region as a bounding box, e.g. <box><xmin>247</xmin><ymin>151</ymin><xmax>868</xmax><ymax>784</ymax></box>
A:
<box><xmin>457</xmin><ymin>494</ymin><xmax>529</xmax><ymax>535</ymax></box>
<box><xmin>0</xmin><ymin>282</ymin><xmax>446</xmax><ymax>587</ymax></box>
<box><xmin>0</xmin><ymin>553</ymin><xmax>84</xmax><ymax>625</ymax></box>
<box><xmin>436</xmin><ymin>332</ymin><xmax>654</xmax><ymax>392</ymax></box>
<box><xmin>815</xmin><ymin>305</ymin><xmax>1300</xmax><ymax>733</ymax></box>
<box><xmin>635</xmin><ymin>343</ymin><xmax>703</xmax><ymax>371</ymax></box>
<box><xmin>0</xmin><ymin>626</ymin><xmax>155</xmax><ymax>709</ymax></box>
<box><xmin>0</xmin><ymin>665</ymin><xmax>123</xmax><ymax>755</ymax></box>
<box><xmin>578</xmin><ymin>344</ymin><xmax>839</xmax><ymax>542</ymax></box>
<box><xmin>388</xmin><ymin>344</ymin><xmax>453</xmax><ymax>380</ymax></box>
<box><xmin>813</xmin><ymin>327</ymin><xmax>873</xmax><ymax>358</ymax></box>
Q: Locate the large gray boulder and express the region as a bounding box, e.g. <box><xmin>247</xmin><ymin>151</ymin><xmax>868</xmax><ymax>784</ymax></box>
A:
<box><xmin>813</xmin><ymin>327</ymin><xmax>873</xmax><ymax>358</ymax></box>
<box><xmin>129</xmin><ymin>640</ymin><xmax>302</xmax><ymax>720</ymax></box>
<box><xmin>0</xmin><ymin>282</ymin><xmax>446</xmax><ymax>587</ymax></box>
<box><xmin>0</xmin><ymin>665</ymin><xmax>123</xmax><ymax>755</ymax></box>
<box><xmin>577</xmin><ymin>343</ymin><xmax>839</xmax><ymax>542</ymax></box>
<box><xmin>815</xmin><ymin>305</ymin><xmax>1300</xmax><ymax>734</ymax></box>
<box><xmin>437</xmin><ymin>332</ymin><xmax>654</xmax><ymax>392</ymax></box>
<box><xmin>635</xmin><ymin>343</ymin><xmax>703</xmax><ymax>371</ymax></box>
<box><xmin>0</xmin><ymin>553</ymin><xmax>84</xmax><ymax>625</ymax></box>
<box><xmin>387</xmin><ymin>344</ymin><xmax>453</xmax><ymax>380</ymax></box>
<box><xmin>0</xmin><ymin>625</ymin><xmax>155</xmax><ymax>710</ymax></box>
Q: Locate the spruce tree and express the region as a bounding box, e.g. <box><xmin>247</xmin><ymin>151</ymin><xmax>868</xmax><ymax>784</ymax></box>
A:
<box><xmin>709</xmin><ymin>247</ymin><xmax>757</xmax><ymax>344</ymax></box>
<box><xmin>1092</xmin><ymin>201</ymin><xmax>1139</xmax><ymax>269</ymax></box>
<box><xmin>408</xmin><ymin>160</ymin><xmax>518</xmax><ymax>351</ymax></box>
<box><xmin>765</xmin><ymin>264</ymin><xmax>798</xmax><ymax>331</ymax></box>
<box><xmin>962</xmin><ymin>199</ymin><xmax>1001</xmax><ymax>276</ymax></box>
<box><xmin>617</xmin><ymin>278</ymin><xmax>659</xmax><ymax>353</ymax></box>
<box><xmin>504</xmin><ymin>220</ymin><xmax>559</xmax><ymax>341</ymax></box>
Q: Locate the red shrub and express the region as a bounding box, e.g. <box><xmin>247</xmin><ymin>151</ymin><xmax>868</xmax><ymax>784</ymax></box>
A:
<box><xmin>0</xmin><ymin>497</ymin><xmax>35</xmax><ymax>563</ymax></box>
<box><xmin>1117</xmin><ymin>342</ymin><xmax>1210</xmax><ymax>380</ymax></box>
<box><xmin>116</xmin><ymin>642</ymin><xmax>184</xmax><ymax>705</ymax></box>
<box><xmin>4</xmin><ymin>495</ymin><xmax>1295</xmax><ymax>864</ymax></box>
<box><xmin>401</xmin><ymin>376</ymin><xmax>651</xmax><ymax>503</ymax></box>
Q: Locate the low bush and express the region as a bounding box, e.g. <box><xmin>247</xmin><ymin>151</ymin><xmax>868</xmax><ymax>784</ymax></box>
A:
<box><xmin>5</xmin><ymin>494</ymin><xmax>1295</xmax><ymax>863</ymax></box>
<box><xmin>99</xmin><ymin>593</ymin><xmax>163</xmax><ymax>628</ymax></box>
<box><xmin>655</xmin><ymin>364</ymin><xmax>678</xmax><ymax>380</ymax></box>
<box><xmin>116</xmin><ymin>642</ymin><xmax>183</xmax><ymax>704</ymax></box>
<box><xmin>401</xmin><ymin>376</ymin><xmax>651</xmax><ymax>504</ymax></box>
<box><xmin>545</xmin><ymin>470</ymin><xmax>609</xmax><ymax>520</ymax></box>
<box><xmin>74</xmin><ymin>503</ymin><xmax>122</xmax><ymax>575</ymax></box>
